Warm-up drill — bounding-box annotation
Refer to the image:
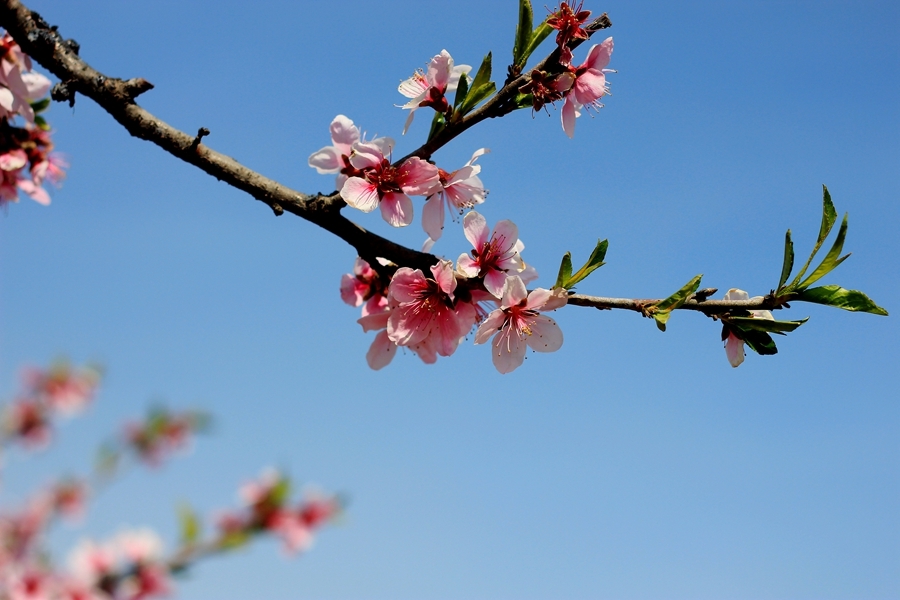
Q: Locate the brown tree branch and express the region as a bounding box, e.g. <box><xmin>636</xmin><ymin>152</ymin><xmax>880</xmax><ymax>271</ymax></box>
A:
<box><xmin>0</xmin><ymin>1</ymin><xmax>791</xmax><ymax>320</ymax></box>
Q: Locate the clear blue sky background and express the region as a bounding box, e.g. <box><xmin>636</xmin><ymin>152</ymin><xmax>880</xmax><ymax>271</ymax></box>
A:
<box><xmin>1</xmin><ymin>1</ymin><xmax>898</xmax><ymax>598</ymax></box>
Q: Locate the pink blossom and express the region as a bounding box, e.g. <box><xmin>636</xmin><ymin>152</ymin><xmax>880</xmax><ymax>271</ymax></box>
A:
<box><xmin>67</xmin><ymin>539</ymin><xmax>116</xmax><ymax>585</ymax></box>
<box><xmin>421</xmin><ymin>149</ymin><xmax>489</xmax><ymax>242</ymax></box>
<box><xmin>456</xmin><ymin>211</ymin><xmax>537</xmax><ymax>298</ymax></box>
<box><xmin>3</xmin><ymin>399</ymin><xmax>52</xmax><ymax>449</ymax></box>
<box><xmin>722</xmin><ymin>288</ymin><xmax>774</xmax><ymax>368</ymax></box>
<box><xmin>555</xmin><ymin>38</ymin><xmax>614</xmax><ymax>138</ymax></box>
<box><xmin>398</xmin><ymin>50</ymin><xmax>470</xmax><ymax>134</ymax></box>
<box><xmin>386</xmin><ymin>261</ymin><xmax>476</xmax><ymax>358</ymax></box>
<box><xmin>340</xmin><ymin>257</ymin><xmax>387</xmax><ymax>317</ymax></box>
<box><xmin>546</xmin><ymin>1</ymin><xmax>592</xmax><ymax>65</ymax></box>
<box><xmin>22</xmin><ymin>363</ymin><xmax>100</xmax><ymax>416</ymax></box>
<box><xmin>0</xmin><ymin>33</ymin><xmax>51</xmax><ymax>123</ymax></box>
<box><xmin>357</xmin><ymin>296</ymin><xmax>399</xmax><ymax>370</ymax></box>
<box><xmin>474</xmin><ymin>277</ymin><xmax>565</xmax><ymax>374</ymax></box>
<box><xmin>340</xmin><ymin>139</ymin><xmax>440</xmax><ymax>227</ymax></box>
<box><xmin>307</xmin><ymin>115</ymin><xmax>362</xmax><ymax>190</ymax></box>
<box><xmin>269</xmin><ymin>510</ymin><xmax>314</xmax><ymax>554</ymax></box>
<box><xmin>49</xmin><ymin>479</ymin><xmax>88</xmax><ymax>521</ymax></box>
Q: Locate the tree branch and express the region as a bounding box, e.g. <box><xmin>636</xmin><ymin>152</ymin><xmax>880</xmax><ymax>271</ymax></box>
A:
<box><xmin>0</xmin><ymin>1</ymin><xmax>795</xmax><ymax>318</ymax></box>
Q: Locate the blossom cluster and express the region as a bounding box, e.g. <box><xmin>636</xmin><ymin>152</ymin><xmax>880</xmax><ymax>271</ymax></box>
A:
<box><xmin>216</xmin><ymin>469</ymin><xmax>341</xmax><ymax>555</ymax></box>
<box><xmin>0</xmin><ymin>31</ymin><xmax>67</xmax><ymax>207</ymax></box>
<box><xmin>1</xmin><ymin>361</ymin><xmax>100</xmax><ymax>449</ymax></box>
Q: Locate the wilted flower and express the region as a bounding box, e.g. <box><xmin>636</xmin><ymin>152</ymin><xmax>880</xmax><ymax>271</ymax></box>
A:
<box><xmin>721</xmin><ymin>288</ymin><xmax>774</xmax><ymax>368</ymax></box>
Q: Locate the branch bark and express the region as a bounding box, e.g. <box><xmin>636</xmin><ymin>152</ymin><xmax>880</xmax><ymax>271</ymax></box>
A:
<box><xmin>0</xmin><ymin>1</ymin><xmax>780</xmax><ymax>319</ymax></box>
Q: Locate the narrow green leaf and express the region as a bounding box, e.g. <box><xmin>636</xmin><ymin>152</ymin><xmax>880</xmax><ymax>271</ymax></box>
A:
<box><xmin>554</xmin><ymin>252</ymin><xmax>573</xmax><ymax>289</ymax></box>
<box><xmin>727</xmin><ymin>316</ymin><xmax>809</xmax><ymax>335</ymax></box>
<box><xmin>512</xmin><ymin>0</ymin><xmax>534</xmax><ymax>66</ymax></box>
<box><xmin>470</xmin><ymin>52</ymin><xmax>493</xmax><ymax>92</ymax></box>
<box><xmin>650</xmin><ymin>275</ymin><xmax>703</xmax><ymax>332</ymax></box>
<box><xmin>452</xmin><ymin>72</ymin><xmax>469</xmax><ymax>109</ymax></box>
<box><xmin>777</xmin><ymin>229</ymin><xmax>794</xmax><ymax>291</ymax></box>
<box><xmin>795</xmin><ymin>285</ymin><xmax>889</xmax><ymax>316</ymax></box>
<box><xmin>520</xmin><ymin>21</ymin><xmax>553</xmax><ymax>65</ymax></box>
<box><xmin>565</xmin><ymin>239</ymin><xmax>608</xmax><ymax>287</ymax></box>
<box><xmin>34</xmin><ymin>115</ymin><xmax>50</xmax><ymax>131</ymax></box>
<box><xmin>459</xmin><ymin>82</ymin><xmax>496</xmax><ymax>115</ymax></box>
<box><xmin>270</xmin><ymin>476</ymin><xmax>292</xmax><ymax>507</ymax></box>
<box><xmin>514</xmin><ymin>92</ymin><xmax>533</xmax><ymax>109</ymax></box>
<box><xmin>30</xmin><ymin>97</ymin><xmax>51</xmax><ymax>113</ymax></box>
<box><xmin>789</xmin><ymin>185</ymin><xmax>837</xmax><ymax>290</ymax></box>
<box><xmin>654</xmin><ymin>275</ymin><xmax>703</xmax><ymax>314</ymax></box>
<box><xmin>798</xmin><ymin>213</ymin><xmax>849</xmax><ymax>289</ymax></box>
<box><xmin>219</xmin><ymin>530</ymin><xmax>250</xmax><ymax>550</ymax></box>
<box><xmin>178</xmin><ymin>503</ymin><xmax>201</xmax><ymax>545</ymax></box>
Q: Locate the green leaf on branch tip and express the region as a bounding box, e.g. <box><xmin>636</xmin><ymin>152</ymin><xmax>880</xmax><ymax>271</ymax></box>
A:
<box><xmin>794</xmin><ymin>285</ymin><xmax>888</xmax><ymax>316</ymax></box>
<box><xmin>788</xmin><ymin>185</ymin><xmax>837</xmax><ymax>290</ymax></box>
<box><xmin>219</xmin><ymin>530</ymin><xmax>250</xmax><ymax>550</ymax></box>
<box><xmin>270</xmin><ymin>475</ymin><xmax>292</xmax><ymax>507</ymax></box>
<box><xmin>512</xmin><ymin>0</ymin><xmax>534</xmax><ymax>67</ymax></box>
<box><xmin>727</xmin><ymin>316</ymin><xmax>808</xmax><ymax>335</ymax></box>
<box><xmin>34</xmin><ymin>115</ymin><xmax>50</xmax><ymax>131</ymax></box>
<box><xmin>797</xmin><ymin>213</ymin><xmax>849</xmax><ymax>290</ymax></box>
<box><xmin>452</xmin><ymin>71</ymin><xmax>469</xmax><ymax>109</ymax></box>
<box><xmin>178</xmin><ymin>503</ymin><xmax>202</xmax><ymax>545</ymax></box>
<box><xmin>554</xmin><ymin>252</ymin><xmax>573</xmax><ymax>289</ymax></box>
<box><xmin>30</xmin><ymin>98</ymin><xmax>51</xmax><ymax>113</ymax></box>
<box><xmin>650</xmin><ymin>275</ymin><xmax>703</xmax><ymax>331</ymax></box>
<box><xmin>777</xmin><ymin>229</ymin><xmax>794</xmax><ymax>291</ymax></box>
<box><xmin>553</xmin><ymin>239</ymin><xmax>608</xmax><ymax>290</ymax></box>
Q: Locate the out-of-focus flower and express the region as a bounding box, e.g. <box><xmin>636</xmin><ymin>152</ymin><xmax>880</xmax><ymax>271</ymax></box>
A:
<box><xmin>398</xmin><ymin>50</ymin><xmax>470</xmax><ymax>134</ymax></box>
<box><xmin>475</xmin><ymin>277</ymin><xmax>565</xmax><ymax>373</ymax></box>
<box><xmin>721</xmin><ymin>288</ymin><xmax>774</xmax><ymax>368</ymax></box>
<box><xmin>546</xmin><ymin>1</ymin><xmax>592</xmax><ymax>65</ymax></box>
<box><xmin>3</xmin><ymin>399</ymin><xmax>52</xmax><ymax>449</ymax></box>
<box><xmin>123</xmin><ymin>408</ymin><xmax>208</xmax><ymax>466</ymax></box>
<box><xmin>0</xmin><ymin>33</ymin><xmax>51</xmax><ymax>123</ymax></box>
<box><xmin>421</xmin><ymin>149</ymin><xmax>488</xmax><ymax>243</ymax></box>
<box><xmin>340</xmin><ymin>257</ymin><xmax>386</xmax><ymax>317</ymax></box>
<box><xmin>21</xmin><ymin>362</ymin><xmax>101</xmax><ymax>416</ymax></box>
<box><xmin>48</xmin><ymin>479</ymin><xmax>88</xmax><ymax>521</ymax></box>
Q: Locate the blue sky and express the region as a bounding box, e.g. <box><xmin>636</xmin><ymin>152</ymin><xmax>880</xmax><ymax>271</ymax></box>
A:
<box><xmin>1</xmin><ymin>1</ymin><xmax>898</xmax><ymax>598</ymax></box>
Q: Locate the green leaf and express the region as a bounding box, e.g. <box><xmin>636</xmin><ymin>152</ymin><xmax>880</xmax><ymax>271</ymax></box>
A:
<box><xmin>270</xmin><ymin>475</ymin><xmax>292</xmax><ymax>507</ymax></box>
<box><xmin>470</xmin><ymin>52</ymin><xmax>493</xmax><ymax>92</ymax></box>
<box><xmin>650</xmin><ymin>274</ymin><xmax>703</xmax><ymax>332</ymax></box>
<box><xmin>788</xmin><ymin>185</ymin><xmax>837</xmax><ymax>290</ymax></box>
<box><xmin>565</xmin><ymin>239</ymin><xmax>608</xmax><ymax>288</ymax></box>
<box><xmin>795</xmin><ymin>285</ymin><xmax>889</xmax><ymax>316</ymax></box>
<box><xmin>452</xmin><ymin>71</ymin><xmax>469</xmax><ymax>109</ymax></box>
<box><xmin>520</xmin><ymin>21</ymin><xmax>553</xmax><ymax>66</ymax></box>
<box><xmin>30</xmin><ymin>97</ymin><xmax>51</xmax><ymax>113</ymax></box>
<box><xmin>736</xmin><ymin>328</ymin><xmax>778</xmax><ymax>356</ymax></box>
<box><xmin>797</xmin><ymin>213</ymin><xmax>849</xmax><ymax>289</ymax></box>
<box><xmin>426</xmin><ymin>111</ymin><xmax>446</xmax><ymax>143</ymax></box>
<box><xmin>34</xmin><ymin>115</ymin><xmax>50</xmax><ymax>131</ymax></box>
<box><xmin>178</xmin><ymin>503</ymin><xmax>202</xmax><ymax>545</ymax></box>
<box><xmin>727</xmin><ymin>316</ymin><xmax>808</xmax><ymax>335</ymax></box>
<box><xmin>512</xmin><ymin>0</ymin><xmax>534</xmax><ymax>67</ymax></box>
<box><xmin>514</xmin><ymin>92</ymin><xmax>533</xmax><ymax>109</ymax></box>
<box><xmin>777</xmin><ymin>229</ymin><xmax>794</xmax><ymax>291</ymax></box>
<box><xmin>459</xmin><ymin>82</ymin><xmax>496</xmax><ymax>115</ymax></box>
<box><xmin>219</xmin><ymin>530</ymin><xmax>250</xmax><ymax>550</ymax></box>
<box><xmin>554</xmin><ymin>252</ymin><xmax>573</xmax><ymax>289</ymax></box>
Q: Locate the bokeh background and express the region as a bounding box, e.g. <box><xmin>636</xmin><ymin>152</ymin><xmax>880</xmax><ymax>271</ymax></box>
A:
<box><xmin>1</xmin><ymin>1</ymin><xmax>898</xmax><ymax>598</ymax></box>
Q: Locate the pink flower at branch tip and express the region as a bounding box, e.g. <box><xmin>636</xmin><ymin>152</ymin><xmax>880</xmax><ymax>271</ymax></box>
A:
<box><xmin>722</xmin><ymin>288</ymin><xmax>774</xmax><ymax>368</ymax></box>
<box><xmin>0</xmin><ymin>33</ymin><xmax>51</xmax><ymax>123</ymax></box>
<box><xmin>456</xmin><ymin>211</ymin><xmax>537</xmax><ymax>299</ymax></box>
<box><xmin>339</xmin><ymin>138</ymin><xmax>440</xmax><ymax>227</ymax></box>
<box><xmin>398</xmin><ymin>50</ymin><xmax>470</xmax><ymax>134</ymax></box>
<box><xmin>421</xmin><ymin>148</ymin><xmax>489</xmax><ymax>243</ymax></box>
<box><xmin>475</xmin><ymin>277</ymin><xmax>566</xmax><ymax>374</ymax></box>
<box><xmin>554</xmin><ymin>37</ymin><xmax>614</xmax><ymax>138</ymax></box>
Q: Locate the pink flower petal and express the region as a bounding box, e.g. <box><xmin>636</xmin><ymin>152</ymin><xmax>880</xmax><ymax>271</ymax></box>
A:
<box><xmin>380</xmin><ymin>191</ymin><xmax>414</xmax><ymax>227</ymax></box>
<box><xmin>561</xmin><ymin>97</ymin><xmax>577</xmax><ymax>138</ymax></box>
<box><xmin>525</xmin><ymin>315</ymin><xmax>563</xmax><ymax>353</ymax></box>
<box><xmin>492</xmin><ymin>329</ymin><xmax>527</xmax><ymax>374</ymax></box>
<box><xmin>725</xmin><ymin>332</ymin><xmax>745</xmax><ymax>368</ymax></box>
<box><xmin>421</xmin><ymin>194</ymin><xmax>445</xmax><ymax>241</ymax></box>
<box><xmin>366</xmin><ymin>330</ymin><xmax>396</xmax><ymax>370</ymax></box>
<box><xmin>462</xmin><ymin>210</ymin><xmax>489</xmax><ymax>248</ymax></box>
<box><xmin>475</xmin><ymin>310</ymin><xmax>506</xmax><ymax>345</ymax></box>
<box><xmin>398</xmin><ymin>157</ymin><xmax>440</xmax><ymax>196</ymax></box>
<box><xmin>341</xmin><ymin>177</ymin><xmax>380</xmax><ymax>213</ymax></box>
